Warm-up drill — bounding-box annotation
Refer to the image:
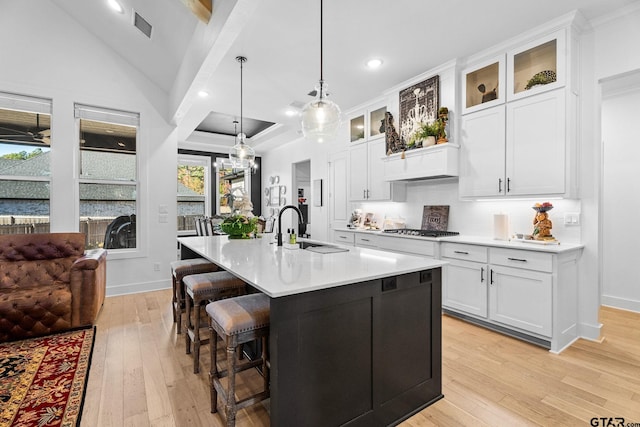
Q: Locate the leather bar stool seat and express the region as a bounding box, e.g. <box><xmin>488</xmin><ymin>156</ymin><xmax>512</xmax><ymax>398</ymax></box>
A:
<box><xmin>170</xmin><ymin>258</ymin><xmax>219</xmax><ymax>335</ymax></box>
<box><xmin>184</xmin><ymin>271</ymin><xmax>246</xmax><ymax>373</ymax></box>
<box><xmin>207</xmin><ymin>293</ymin><xmax>270</xmax><ymax>427</ymax></box>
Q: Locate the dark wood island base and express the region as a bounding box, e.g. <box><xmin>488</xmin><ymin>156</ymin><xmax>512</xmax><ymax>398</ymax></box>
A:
<box><xmin>269</xmin><ymin>268</ymin><xmax>443</xmax><ymax>427</ymax></box>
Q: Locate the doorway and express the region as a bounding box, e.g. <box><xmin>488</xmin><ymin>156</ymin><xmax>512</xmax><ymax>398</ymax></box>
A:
<box><xmin>600</xmin><ymin>70</ymin><xmax>640</xmax><ymax>312</ymax></box>
<box><xmin>292</xmin><ymin>160</ymin><xmax>311</xmax><ymax>237</ymax></box>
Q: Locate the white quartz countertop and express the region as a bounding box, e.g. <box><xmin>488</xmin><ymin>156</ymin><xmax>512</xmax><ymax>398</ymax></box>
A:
<box><xmin>334</xmin><ymin>228</ymin><xmax>584</xmax><ymax>253</ymax></box>
<box><xmin>178</xmin><ymin>236</ymin><xmax>446</xmax><ymax>298</ymax></box>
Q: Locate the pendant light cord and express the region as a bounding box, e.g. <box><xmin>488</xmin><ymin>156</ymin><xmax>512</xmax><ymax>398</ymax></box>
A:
<box><xmin>320</xmin><ymin>0</ymin><xmax>323</xmax><ymax>83</ymax></box>
<box><xmin>236</xmin><ymin>56</ymin><xmax>247</xmax><ymax>139</ymax></box>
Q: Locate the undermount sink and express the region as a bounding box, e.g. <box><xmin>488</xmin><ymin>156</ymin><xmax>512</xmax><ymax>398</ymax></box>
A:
<box><xmin>299</xmin><ymin>241</ymin><xmax>349</xmax><ymax>254</ymax></box>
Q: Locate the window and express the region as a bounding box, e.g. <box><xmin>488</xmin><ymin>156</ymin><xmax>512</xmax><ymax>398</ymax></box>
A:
<box><xmin>177</xmin><ymin>154</ymin><xmax>210</xmax><ymax>234</ymax></box>
<box><xmin>0</xmin><ymin>92</ymin><xmax>52</xmax><ymax>235</ymax></box>
<box><xmin>76</xmin><ymin>104</ymin><xmax>139</xmax><ymax>250</ymax></box>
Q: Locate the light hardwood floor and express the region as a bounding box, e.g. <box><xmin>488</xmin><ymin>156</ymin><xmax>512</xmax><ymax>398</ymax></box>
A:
<box><xmin>82</xmin><ymin>289</ymin><xmax>640</xmax><ymax>426</ymax></box>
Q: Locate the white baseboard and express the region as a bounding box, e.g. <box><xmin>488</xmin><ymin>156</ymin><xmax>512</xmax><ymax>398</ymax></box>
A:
<box><xmin>578</xmin><ymin>321</ymin><xmax>603</xmax><ymax>342</ymax></box>
<box><xmin>601</xmin><ymin>295</ymin><xmax>640</xmax><ymax>313</ymax></box>
<box><xmin>105</xmin><ymin>279</ymin><xmax>171</xmax><ymax>297</ymax></box>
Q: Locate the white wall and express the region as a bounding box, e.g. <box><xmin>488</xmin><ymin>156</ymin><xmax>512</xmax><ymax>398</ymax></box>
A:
<box><xmin>0</xmin><ymin>1</ymin><xmax>178</xmax><ymax>295</ymax></box>
<box><xmin>601</xmin><ymin>84</ymin><xmax>640</xmax><ymax>311</ymax></box>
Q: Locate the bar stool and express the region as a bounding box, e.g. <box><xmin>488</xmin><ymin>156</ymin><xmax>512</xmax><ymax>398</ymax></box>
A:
<box><xmin>207</xmin><ymin>293</ymin><xmax>270</xmax><ymax>427</ymax></box>
<box><xmin>170</xmin><ymin>258</ymin><xmax>219</xmax><ymax>335</ymax></box>
<box><xmin>184</xmin><ymin>271</ymin><xmax>247</xmax><ymax>373</ymax></box>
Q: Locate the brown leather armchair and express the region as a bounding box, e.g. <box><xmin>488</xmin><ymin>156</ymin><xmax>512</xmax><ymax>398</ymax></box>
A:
<box><xmin>0</xmin><ymin>232</ymin><xmax>106</xmax><ymax>342</ymax></box>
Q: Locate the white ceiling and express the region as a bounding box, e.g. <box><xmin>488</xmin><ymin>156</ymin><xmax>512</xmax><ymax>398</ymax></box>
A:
<box><xmin>50</xmin><ymin>0</ymin><xmax>636</xmax><ymax>152</ymax></box>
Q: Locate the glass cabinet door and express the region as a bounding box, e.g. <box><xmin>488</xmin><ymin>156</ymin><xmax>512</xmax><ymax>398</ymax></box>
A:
<box><xmin>462</xmin><ymin>55</ymin><xmax>505</xmax><ymax>114</ymax></box>
<box><xmin>368</xmin><ymin>106</ymin><xmax>386</xmax><ymax>139</ymax></box>
<box><xmin>507</xmin><ymin>30</ymin><xmax>565</xmax><ymax>100</ymax></box>
<box><xmin>350</xmin><ymin>114</ymin><xmax>365</xmax><ymax>142</ymax></box>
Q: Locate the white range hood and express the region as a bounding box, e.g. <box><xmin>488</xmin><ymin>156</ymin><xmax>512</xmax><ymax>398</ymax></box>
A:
<box><xmin>382</xmin><ymin>143</ymin><xmax>459</xmax><ymax>181</ymax></box>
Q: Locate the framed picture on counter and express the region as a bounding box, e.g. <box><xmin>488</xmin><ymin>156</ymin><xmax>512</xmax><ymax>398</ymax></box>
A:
<box><xmin>421</xmin><ymin>205</ymin><xmax>449</xmax><ymax>231</ymax></box>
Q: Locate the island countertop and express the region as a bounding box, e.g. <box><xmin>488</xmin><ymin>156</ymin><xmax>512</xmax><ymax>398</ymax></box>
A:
<box><xmin>177</xmin><ymin>235</ymin><xmax>446</xmax><ymax>297</ymax></box>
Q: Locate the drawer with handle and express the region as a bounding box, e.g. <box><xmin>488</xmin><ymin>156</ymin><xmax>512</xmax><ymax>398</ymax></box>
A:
<box><xmin>333</xmin><ymin>230</ymin><xmax>355</xmax><ymax>246</ymax></box>
<box><xmin>489</xmin><ymin>247</ymin><xmax>552</xmax><ymax>272</ymax></box>
<box><xmin>355</xmin><ymin>234</ymin><xmax>379</xmax><ymax>248</ymax></box>
<box><xmin>441</xmin><ymin>242</ymin><xmax>488</xmax><ymax>263</ymax></box>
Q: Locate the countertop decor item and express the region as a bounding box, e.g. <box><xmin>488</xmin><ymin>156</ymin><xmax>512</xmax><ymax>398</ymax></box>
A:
<box><xmin>300</xmin><ymin>0</ymin><xmax>341</xmax><ymax>143</ymax></box>
<box><xmin>532</xmin><ymin>202</ymin><xmax>555</xmax><ymax>241</ymax></box>
<box><xmin>220</xmin><ymin>215</ymin><xmax>257</xmax><ymax>239</ymax></box>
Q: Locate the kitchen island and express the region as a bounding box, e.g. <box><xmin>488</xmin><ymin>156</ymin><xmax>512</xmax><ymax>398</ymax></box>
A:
<box><xmin>178</xmin><ymin>235</ymin><xmax>446</xmax><ymax>427</ymax></box>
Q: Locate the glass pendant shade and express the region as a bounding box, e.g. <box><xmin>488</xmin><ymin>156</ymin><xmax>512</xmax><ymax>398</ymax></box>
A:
<box><xmin>229</xmin><ymin>132</ymin><xmax>255</xmax><ymax>168</ymax></box>
<box><xmin>301</xmin><ymin>82</ymin><xmax>341</xmax><ymax>143</ymax></box>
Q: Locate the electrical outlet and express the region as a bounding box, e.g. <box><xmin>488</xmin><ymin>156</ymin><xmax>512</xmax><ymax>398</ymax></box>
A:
<box><xmin>153</xmin><ymin>262</ymin><xmax>160</xmax><ymax>271</ymax></box>
<box><xmin>563</xmin><ymin>212</ymin><xmax>580</xmax><ymax>226</ymax></box>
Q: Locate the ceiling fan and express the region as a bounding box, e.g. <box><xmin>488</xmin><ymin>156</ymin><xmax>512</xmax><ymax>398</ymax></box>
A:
<box><xmin>0</xmin><ymin>114</ymin><xmax>51</xmax><ymax>144</ymax></box>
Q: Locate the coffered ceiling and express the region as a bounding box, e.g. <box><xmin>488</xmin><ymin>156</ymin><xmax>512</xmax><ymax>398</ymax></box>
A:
<box><xmin>49</xmin><ymin>0</ymin><xmax>637</xmax><ymax>152</ymax></box>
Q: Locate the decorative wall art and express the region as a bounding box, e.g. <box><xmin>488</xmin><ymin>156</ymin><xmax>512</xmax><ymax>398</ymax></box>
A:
<box><xmin>399</xmin><ymin>75</ymin><xmax>439</xmax><ymax>148</ymax></box>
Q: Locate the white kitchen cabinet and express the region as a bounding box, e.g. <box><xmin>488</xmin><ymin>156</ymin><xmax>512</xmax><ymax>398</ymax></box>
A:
<box><xmin>441</xmin><ymin>243</ymin><xmax>488</xmax><ymax>318</ymax></box>
<box><xmin>349</xmin><ymin>138</ymin><xmax>406</xmax><ymax>202</ymax></box>
<box><xmin>354</xmin><ymin>233</ymin><xmax>379</xmax><ymax>249</ymax></box>
<box><xmin>333</xmin><ymin>230</ymin><xmax>355</xmax><ymax>246</ymax></box>
<box><xmin>461</xmin><ymin>55</ymin><xmax>505</xmax><ymax>115</ymax></box>
<box><xmin>489</xmin><ymin>264</ymin><xmax>552</xmax><ymax>337</ymax></box>
<box><xmin>328</xmin><ymin>151</ymin><xmax>350</xmax><ymax>230</ymax></box>
<box><xmin>459</xmin><ymin>106</ymin><xmax>506</xmax><ymax>197</ymax></box>
<box><xmin>506</xmin><ymin>89</ymin><xmax>566</xmax><ymax>196</ymax></box>
<box><xmin>441</xmin><ymin>242</ymin><xmax>581</xmax><ymax>352</ymax></box>
<box><xmin>460</xmin><ymin>88</ymin><xmax>569</xmax><ymax>198</ymax></box>
<box><xmin>376</xmin><ymin>235</ymin><xmax>436</xmax><ymax>258</ymax></box>
<box><xmin>459</xmin><ymin>24</ymin><xmax>578</xmax><ymax>199</ymax></box>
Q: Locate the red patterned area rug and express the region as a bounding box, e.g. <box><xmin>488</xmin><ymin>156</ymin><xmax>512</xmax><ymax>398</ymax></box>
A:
<box><xmin>0</xmin><ymin>327</ymin><xmax>95</xmax><ymax>427</ymax></box>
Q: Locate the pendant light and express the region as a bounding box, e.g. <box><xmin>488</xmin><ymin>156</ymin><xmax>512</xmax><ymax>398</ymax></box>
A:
<box><xmin>229</xmin><ymin>56</ymin><xmax>255</xmax><ymax>168</ymax></box>
<box><xmin>300</xmin><ymin>0</ymin><xmax>341</xmax><ymax>143</ymax></box>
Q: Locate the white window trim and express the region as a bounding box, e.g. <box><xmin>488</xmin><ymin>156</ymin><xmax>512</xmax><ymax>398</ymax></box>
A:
<box><xmin>76</xmin><ymin>103</ymin><xmax>141</xmax><ymax>257</ymax></box>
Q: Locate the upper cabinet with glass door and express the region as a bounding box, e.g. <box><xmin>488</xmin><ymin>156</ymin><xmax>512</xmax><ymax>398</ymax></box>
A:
<box><xmin>348</xmin><ymin>103</ymin><xmax>387</xmax><ymax>143</ymax></box>
<box><xmin>461</xmin><ymin>55</ymin><xmax>505</xmax><ymax>115</ymax></box>
<box><xmin>507</xmin><ymin>30</ymin><xmax>566</xmax><ymax>101</ymax></box>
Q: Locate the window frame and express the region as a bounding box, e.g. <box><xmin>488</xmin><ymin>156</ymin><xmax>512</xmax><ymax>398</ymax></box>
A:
<box><xmin>0</xmin><ymin>92</ymin><xmax>52</xmax><ymax>232</ymax></box>
<box><xmin>177</xmin><ymin>153</ymin><xmax>211</xmax><ymax>236</ymax></box>
<box><xmin>75</xmin><ymin>103</ymin><xmax>140</xmax><ymax>256</ymax></box>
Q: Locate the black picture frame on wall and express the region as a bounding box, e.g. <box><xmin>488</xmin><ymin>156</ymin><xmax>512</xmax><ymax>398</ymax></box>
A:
<box><xmin>398</xmin><ymin>75</ymin><xmax>439</xmax><ymax>146</ymax></box>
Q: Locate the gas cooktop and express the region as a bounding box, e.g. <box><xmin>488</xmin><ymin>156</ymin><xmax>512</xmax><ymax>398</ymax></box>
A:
<box><xmin>383</xmin><ymin>229</ymin><xmax>460</xmax><ymax>238</ymax></box>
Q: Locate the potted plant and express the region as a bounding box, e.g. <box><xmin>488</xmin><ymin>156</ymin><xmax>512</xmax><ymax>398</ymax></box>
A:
<box><xmin>220</xmin><ymin>214</ymin><xmax>258</xmax><ymax>239</ymax></box>
<box><xmin>411</xmin><ymin>121</ymin><xmax>440</xmax><ymax>147</ymax></box>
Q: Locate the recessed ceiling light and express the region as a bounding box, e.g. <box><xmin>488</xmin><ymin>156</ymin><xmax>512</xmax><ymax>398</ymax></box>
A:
<box><xmin>285</xmin><ymin>109</ymin><xmax>298</xmax><ymax>117</ymax></box>
<box><xmin>107</xmin><ymin>0</ymin><xmax>124</xmax><ymax>13</ymax></box>
<box><xmin>198</xmin><ymin>90</ymin><xmax>209</xmax><ymax>98</ymax></box>
<box><xmin>366</xmin><ymin>58</ymin><xmax>383</xmax><ymax>69</ymax></box>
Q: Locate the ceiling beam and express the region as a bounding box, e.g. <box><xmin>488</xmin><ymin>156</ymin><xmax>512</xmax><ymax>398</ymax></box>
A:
<box><xmin>180</xmin><ymin>0</ymin><xmax>212</xmax><ymax>23</ymax></box>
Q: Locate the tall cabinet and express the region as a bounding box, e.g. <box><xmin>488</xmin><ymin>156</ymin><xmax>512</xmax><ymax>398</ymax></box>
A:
<box><xmin>459</xmin><ymin>19</ymin><xmax>580</xmax><ymax>199</ymax></box>
<box><xmin>348</xmin><ymin>104</ymin><xmax>406</xmax><ymax>202</ymax></box>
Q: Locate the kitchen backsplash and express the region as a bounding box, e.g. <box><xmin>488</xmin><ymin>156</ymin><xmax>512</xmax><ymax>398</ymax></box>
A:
<box><xmin>355</xmin><ymin>178</ymin><xmax>582</xmax><ymax>243</ymax></box>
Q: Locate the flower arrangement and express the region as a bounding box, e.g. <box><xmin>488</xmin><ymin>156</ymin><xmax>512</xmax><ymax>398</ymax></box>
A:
<box><xmin>220</xmin><ymin>215</ymin><xmax>258</xmax><ymax>239</ymax></box>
